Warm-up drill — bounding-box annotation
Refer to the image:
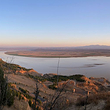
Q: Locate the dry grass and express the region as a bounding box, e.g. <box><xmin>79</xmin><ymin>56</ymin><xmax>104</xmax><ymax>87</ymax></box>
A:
<box><xmin>76</xmin><ymin>92</ymin><xmax>110</xmax><ymax>107</ymax></box>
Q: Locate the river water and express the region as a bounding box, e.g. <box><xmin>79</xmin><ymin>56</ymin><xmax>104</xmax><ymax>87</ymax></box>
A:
<box><xmin>0</xmin><ymin>51</ymin><xmax>110</xmax><ymax>80</ymax></box>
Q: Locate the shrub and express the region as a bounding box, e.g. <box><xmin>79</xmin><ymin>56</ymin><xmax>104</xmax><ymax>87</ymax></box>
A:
<box><xmin>48</xmin><ymin>74</ymin><xmax>85</xmax><ymax>83</ymax></box>
<box><xmin>37</xmin><ymin>99</ymin><xmax>42</xmax><ymax>105</ymax></box>
<box><xmin>76</xmin><ymin>92</ymin><xmax>110</xmax><ymax>107</ymax></box>
<box><xmin>19</xmin><ymin>87</ymin><xmax>29</xmax><ymax>94</ymax></box>
<box><xmin>0</xmin><ymin>67</ymin><xmax>15</xmax><ymax>107</ymax></box>
<box><xmin>6</xmin><ymin>89</ymin><xmax>15</xmax><ymax>107</ymax></box>
<box><xmin>29</xmin><ymin>99</ymin><xmax>32</xmax><ymax>107</ymax></box>
<box><xmin>19</xmin><ymin>94</ymin><xmax>22</xmax><ymax>100</ymax></box>
<box><xmin>104</xmin><ymin>98</ymin><xmax>110</xmax><ymax>110</ymax></box>
<box><xmin>48</xmin><ymin>84</ymin><xmax>57</xmax><ymax>90</ymax></box>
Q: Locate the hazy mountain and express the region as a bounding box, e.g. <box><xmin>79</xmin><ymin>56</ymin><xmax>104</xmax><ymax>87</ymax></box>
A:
<box><xmin>1</xmin><ymin>45</ymin><xmax>110</xmax><ymax>51</ymax></box>
<box><xmin>32</xmin><ymin>45</ymin><xmax>110</xmax><ymax>51</ymax></box>
<box><xmin>76</xmin><ymin>45</ymin><xmax>110</xmax><ymax>49</ymax></box>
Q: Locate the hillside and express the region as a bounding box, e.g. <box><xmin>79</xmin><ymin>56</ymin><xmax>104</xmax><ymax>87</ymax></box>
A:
<box><xmin>0</xmin><ymin>58</ymin><xmax>110</xmax><ymax>110</ymax></box>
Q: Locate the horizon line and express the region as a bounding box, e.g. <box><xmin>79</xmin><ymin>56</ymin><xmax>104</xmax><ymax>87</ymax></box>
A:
<box><xmin>0</xmin><ymin>44</ymin><xmax>110</xmax><ymax>48</ymax></box>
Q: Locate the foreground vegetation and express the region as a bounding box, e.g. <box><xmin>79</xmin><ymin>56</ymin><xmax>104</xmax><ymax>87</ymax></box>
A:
<box><xmin>0</xmin><ymin>68</ymin><xmax>15</xmax><ymax>108</ymax></box>
<box><xmin>1</xmin><ymin>58</ymin><xmax>110</xmax><ymax>110</ymax></box>
<box><xmin>0</xmin><ymin>59</ymin><xmax>32</xmax><ymax>72</ymax></box>
<box><xmin>76</xmin><ymin>92</ymin><xmax>110</xmax><ymax>110</ymax></box>
<box><xmin>28</xmin><ymin>74</ymin><xmax>85</xmax><ymax>83</ymax></box>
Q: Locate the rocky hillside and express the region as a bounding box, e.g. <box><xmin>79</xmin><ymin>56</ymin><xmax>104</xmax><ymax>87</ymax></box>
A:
<box><xmin>0</xmin><ymin>58</ymin><xmax>42</xmax><ymax>76</ymax></box>
<box><xmin>0</xmin><ymin>58</ymin><xmax>110</xmax><ymax>110</ymax></box>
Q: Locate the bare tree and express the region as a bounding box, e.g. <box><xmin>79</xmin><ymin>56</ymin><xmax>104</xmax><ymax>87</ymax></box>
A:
<box><xmin>43</xmin><ymin>58</ymin><xmax>71</xmax><ymax>110</ymax></box>
<box><xmin>48</xmin><ymin>81</ymin><xmax>69</xmax><ymax>110</ymax></box>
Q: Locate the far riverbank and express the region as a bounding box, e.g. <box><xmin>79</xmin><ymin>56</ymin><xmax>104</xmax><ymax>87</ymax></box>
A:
<box><xmin>5</xmin><ymin>49</ymin><xmax>110</xmax><ymax>58</ymax></box>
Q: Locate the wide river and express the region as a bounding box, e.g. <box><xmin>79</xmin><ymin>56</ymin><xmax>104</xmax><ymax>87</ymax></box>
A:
<box><xmin>0</xmin><ymin>51</ymin><xmax>110</xmax><ymax>80</ymax></box>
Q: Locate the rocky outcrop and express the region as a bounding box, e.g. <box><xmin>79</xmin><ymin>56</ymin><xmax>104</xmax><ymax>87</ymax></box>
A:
<box><xmin>56</xmin><ymin>76</ymin><xmax>109</xmax><ymax>95</ymax></box>
<box><xmin>43</xmin><ymin>73</ymin><xmax>57</xmax><ymax>78</ymax></box>
<box><xmin>58</xmin><ymin>80</ymin><xmax>75</xmax><ymax>89</ymax></box>
<box><xmin>15</xmin><ymin>69</ymin><xmax>42</xmax><ymax>76</ymax></box>
<box><xmin>89</xmin><ymin>77</ymin><xmax>110</xmax><ymax>85</ymax></box>
<box><xmin>27</xmin><ymin>69</ymin><xmax>43</xmax><ymax>76</ymax></box>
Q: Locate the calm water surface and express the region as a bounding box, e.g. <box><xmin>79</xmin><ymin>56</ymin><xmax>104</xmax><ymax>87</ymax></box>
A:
<box><xmin>0</xmin><ymin>51</ymin><xmax>110</xmax><ymax>80</ymax></box>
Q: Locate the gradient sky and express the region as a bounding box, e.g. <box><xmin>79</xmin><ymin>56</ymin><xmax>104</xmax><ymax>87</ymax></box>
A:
<box><xmin>0</xmin><ymin>0</ymin><xmax>110</xmax><ymax>47</ymax></box>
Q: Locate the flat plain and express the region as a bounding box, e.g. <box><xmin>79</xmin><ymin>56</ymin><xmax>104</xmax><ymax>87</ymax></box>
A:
<box><xmin>5</xmin><ymin>49</ymin><xmax>110</xmax><ymax>58</ymax></box>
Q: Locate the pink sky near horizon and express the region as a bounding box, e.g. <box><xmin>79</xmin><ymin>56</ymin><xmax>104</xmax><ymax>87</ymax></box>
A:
<box><xmin>0</xmin><ymin>0</ymin><xmax>110</xmax><ymax>47</ymax></box>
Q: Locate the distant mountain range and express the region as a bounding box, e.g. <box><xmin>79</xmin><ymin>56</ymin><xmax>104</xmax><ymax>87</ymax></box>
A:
<box><xmin>75</xmin><ymin>45</ymin><xmax>110</xmax><ymax>49</ymax></box>
<box><xmin>1</xmin><ymin>45</ymin><xmax>110</xmax><ymax>51</ymax></box>
<box><xmin>32</xmin><ymin>45</ymin><xmax>110</xmax><ymax>51</ymax></box>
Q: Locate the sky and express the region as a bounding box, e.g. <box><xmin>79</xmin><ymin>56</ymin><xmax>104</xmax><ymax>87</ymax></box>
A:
<box><xmin>0</xmin><ymin>0</ymin><xmax>110</xmax><ymax>47</ymax></box>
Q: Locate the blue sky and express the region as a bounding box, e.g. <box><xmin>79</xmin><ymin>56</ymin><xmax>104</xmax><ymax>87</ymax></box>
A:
<box><xmin>0</xmin><ymin>0</ymin><xmax>110</xmax><ymax>47</ymax></box>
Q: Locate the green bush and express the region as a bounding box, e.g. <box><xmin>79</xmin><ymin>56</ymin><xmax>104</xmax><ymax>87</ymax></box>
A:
<box><xmin>48</xmin><ymin>74</ymin><xmax>85</xmax><ymax>83</ymax></box>
<box><xmin>0</xmin><ymin>67</ymin><xmax>15</xmax><ymax>107</ymax></box>
<box><xmin>29</xmin><ymin>99</ymin><xmax>32</xmax><ymax>107</ymax></box>
<box><xmin>37</xmin><ymin>99</ymin><xmax>42</xmax><ymax>105</ymax></box>
<box><xmin>19</xmin><ymin>87</ymin><xmax>29</xmax><ymax>94</ymax></box>
<box><xmin>48</xmin><ymin>84</ymin><xmax>57</xmax><ymax>90</ymax></box>
<box><xmin>7</xmin><ymin>90</ymin><xmax>14</xmax><ymax>107</ymax></box>
<box><xmin>19</xmin><ymin>94</ymin><xmax>22</xmax><ymax>100</ymax></box>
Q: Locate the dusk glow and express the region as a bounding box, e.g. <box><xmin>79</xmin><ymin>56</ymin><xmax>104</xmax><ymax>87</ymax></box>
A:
<box><xmin>0</xmin><ymin>0</ymin><xmax>110</xmax><ymax>47</ymax></box>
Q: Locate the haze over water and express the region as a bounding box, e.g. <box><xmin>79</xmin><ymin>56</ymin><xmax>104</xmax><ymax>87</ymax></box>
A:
<box><xmin>1</xmin><ymin>51</ymin><xmax>110</xmax><ymax>80</ymax></box>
